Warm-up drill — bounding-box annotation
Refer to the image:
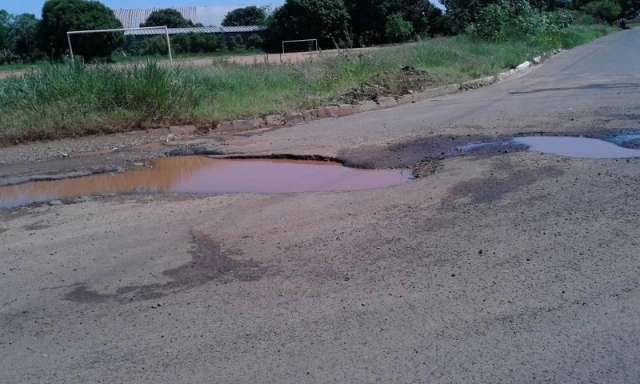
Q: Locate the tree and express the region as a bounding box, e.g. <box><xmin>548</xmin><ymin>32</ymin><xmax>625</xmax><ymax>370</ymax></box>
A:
<box><xmin>39</xmin><ymin>0</ymin><xmax>123</xmax><ymax>60</ymax></box>
<box><xmin>266</xmin><ymin>0</ymin><xmax>351</xmax><ymax>50</ymax></box>
<box><xmin>222</xmin><ymin>6</ymin><xmax>268</xmax><ymax>26</ymax></box>
<box><xmin>10</xmin><ymin>14</ymin><xmax>39</xmax><ymax>58</ymax></box>
<box><xmin>0</xmin><ymin>10</ymin><xmax>12</xmax><ymax>50</ymax></box>
<box><xmin>141</xmin><ymin>8</ymin><xmax>194</xmax><ymax>28</ymax></box>
<box><xmin>441</xmin><ymin>0</ymin><xmax>497</xmax><ymax>33</ymax></box>
<box><xmin>385</xmin><ymin>13</ymin><xmax>414</xmax><ymax>42</ymax></box>
<box><xmin>344</xmin><ymin>0</ymin><xmax>434</xmax><ymax>45</ymax></box>
<box><xmin>583</xmin><ymin>0</ymin><xmax>622</xmax><ymax>22</ymax></box>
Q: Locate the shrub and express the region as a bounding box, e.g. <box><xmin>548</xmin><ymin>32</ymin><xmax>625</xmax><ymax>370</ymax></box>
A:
<box><xmin>246</xmin><ymin>34</ymin><xmax>265</xmax><ymax>49</ymax></box>
<box><xmin>226</xmin><ymin>35</ymin><xmax>246</xmax><ymax>51</ymax></box>
<box><xmin>0</xmin><ymin>48</ymin><xmax>20</xmax><ymax>65</ymax></box>
<box><xmin>384</xmin><ymin>14</ymin><xmax>414</xmax><ymax>43</ymax></box>
<box><xmin>584</xmin><ymin>0</ymin><xmax>622</xmax><ymax>23</ymax></box>
<box><xmin>546</xmin><ymin>9</ymin><xmax>576</xmax><ymax>29</ymax></box>
<box><xmin>473</xmin><ymin>3</ymin><xmax>510</xmax><ymax>39</ymax></box>
<box><xmin>39</xmin><ymin>0</ymin><xmax>123</xmax><ymax>60</ymax></box>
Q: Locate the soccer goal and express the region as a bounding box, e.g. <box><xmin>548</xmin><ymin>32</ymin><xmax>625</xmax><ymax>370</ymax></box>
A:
<box><xmin>281</xmin><ymin>38</ymin><xmax>319</xmax><ymax>55</ymax></box>
<box><xmin>66</xmin><ymin>26</ymin><xmax>173</xmax><ymax>64</ymax></box>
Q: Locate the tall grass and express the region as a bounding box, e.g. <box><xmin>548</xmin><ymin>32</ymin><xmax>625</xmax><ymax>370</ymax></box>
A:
<box><xmin>0</xmin><ymin>24</ymin><xmax>615</xmax><ymax>145</ymax></box>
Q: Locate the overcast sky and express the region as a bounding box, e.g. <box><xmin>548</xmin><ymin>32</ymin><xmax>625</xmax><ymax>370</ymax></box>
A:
<box><xmin>0</xmin><ymin>1</ymin><xmax>284</xmax><ymax>24</ymax></box>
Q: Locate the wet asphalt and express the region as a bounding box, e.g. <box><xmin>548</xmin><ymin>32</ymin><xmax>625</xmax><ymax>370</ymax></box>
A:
<box><xmin>2</xmin><ymin>28</ymin><xmax>640</xmax><ymax>383</ymax></box>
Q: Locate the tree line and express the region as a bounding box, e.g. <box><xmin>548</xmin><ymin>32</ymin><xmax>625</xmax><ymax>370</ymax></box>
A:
<box><xmin>1</xmin><ymin>0</ymin><xmax>637</xmax><ymax>64</ymax></box>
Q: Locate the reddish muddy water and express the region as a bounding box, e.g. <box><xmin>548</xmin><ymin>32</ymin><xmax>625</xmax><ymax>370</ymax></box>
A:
<box><xmin>0</xmin><ymin>157</ymin><xmax>411</xmax><ymax>209</ymax></box>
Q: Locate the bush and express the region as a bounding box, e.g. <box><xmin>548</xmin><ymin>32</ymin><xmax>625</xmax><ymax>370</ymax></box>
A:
<box><xmin>385</xmin><ymin>14</ymin><xmax>414</xmax><ymax>43</ymax></box>
<box><xmin>246</xmin><ymin>34</ymin><xmax>265</xmax><ymax>49</ymax></box>
<box><xmin>39</xmin><ymin>0</ymin><xmax>123</xmax><ymax>60</ymax></box>
<box><xmin>0</xmin><ymin>48</ymin><xmax>20</xmax><ymax>65</ymax></box>
<box><xmin>546</xmin><ymin>9</ymin><xmax>576</xmax><ymax>29</ymax></box>
<box><xmin>226</xmin><ymin>35</ymin><xmax>246</xmax><ymax>51</ymax></box>
<box><xmin>472</xmin><ymin>0</ymin><xmax>576</xmax><ymax>40</ymax></box>
<box><xmin>584</xmin><ymin>0</ymin><xmax>622</xmax><ymax>23</ymax></box>
<box><xmin>473</xmin><ymin>3</ymin><xmax>510</xmax><ymax>39</ymax></box>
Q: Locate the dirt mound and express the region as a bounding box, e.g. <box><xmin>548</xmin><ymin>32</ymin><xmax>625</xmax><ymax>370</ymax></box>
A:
<box><xmin>338</xmin><ymin>66</ymin><xmax>435</xmax><ymax>104</ymax></box>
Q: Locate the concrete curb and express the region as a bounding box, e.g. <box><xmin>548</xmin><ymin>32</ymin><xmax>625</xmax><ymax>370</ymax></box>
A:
<box><xmin>167</xmin><ymin>50</ymin><xmax>563</xmax><ymax>141</ymax></box>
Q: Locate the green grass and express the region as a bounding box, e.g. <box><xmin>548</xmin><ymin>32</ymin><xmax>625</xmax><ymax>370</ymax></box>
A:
<box><xmin>0</xmin><ymin>62</ymin><xmax>47</xmax><ymax>72</ymax></box>
<box><xmin>0</xmin><ymin>23</ymin><xmax>615</xmax><ymax>145</ymax></box>
<box><xmin>109</xmin><ymin>49</ymin><xmax>265</xmax><ymax>64</ymax></box>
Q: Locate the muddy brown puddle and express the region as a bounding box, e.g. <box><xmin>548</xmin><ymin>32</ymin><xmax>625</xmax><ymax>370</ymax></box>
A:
<box><xmin>0</xmin><ymin>157</ymin><xmax>411</xmax><ymax>209</ymax></box>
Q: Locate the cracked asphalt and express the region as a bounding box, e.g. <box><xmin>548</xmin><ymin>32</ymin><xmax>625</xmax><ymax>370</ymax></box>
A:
<box><xmin>1</xmin><ymin>28</ymin><xmax>640</xmax><ymax>383</ymax></box>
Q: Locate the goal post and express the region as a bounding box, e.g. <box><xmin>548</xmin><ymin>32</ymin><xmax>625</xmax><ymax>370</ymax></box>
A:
<box><xmin>66</xmin><ymin>26</ymin><xmax>173</xmax><ymax>64</ymax></box>
<box><xmin>281</xmin><ymin>38</ymin><xmax>319</xmax><ymax>56</ymax></box>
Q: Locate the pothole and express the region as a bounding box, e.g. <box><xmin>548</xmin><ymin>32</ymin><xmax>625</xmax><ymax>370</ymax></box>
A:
<box><xmin>462</xmin><ymin>132</ymin><xmax>640</xmax><ymax>159</ymax></box>
<box><xmin>0</xmin><ymin>157</ymin><xmax>412</xmax><ymax>209</ymax></box>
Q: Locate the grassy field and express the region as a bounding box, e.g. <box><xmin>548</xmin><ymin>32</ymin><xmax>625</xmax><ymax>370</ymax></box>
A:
<box><xmin>0</xmin><ymin>23</ymin><xmax>615</xmax><ymax>145</ymax></box>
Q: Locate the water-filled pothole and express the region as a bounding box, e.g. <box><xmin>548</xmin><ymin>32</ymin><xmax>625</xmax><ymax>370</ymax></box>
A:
<box><xmin>0</xmin><ymin>157</ymin><xmax>411</xmax><ymax>209</ymax></box>
<box><xmin>461</xmin><ymin>132</ymin><xmax>640</xmax><ymax>159</ymax></box>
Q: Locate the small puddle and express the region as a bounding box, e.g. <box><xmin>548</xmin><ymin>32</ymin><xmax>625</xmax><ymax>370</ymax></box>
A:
<box><xmin>512</xmin><ymin>136</ymin><xmax>640</xmax><ymax>159</ymax></box>
<box><xmin>0</xmin><ymin>157</ymin><xmax>411</xmax><ymax>209</ymax></box>
<box><xmin>461</xmin><ymin>132</ymin><xmax>640</xmax><ymax>159</ymax></box>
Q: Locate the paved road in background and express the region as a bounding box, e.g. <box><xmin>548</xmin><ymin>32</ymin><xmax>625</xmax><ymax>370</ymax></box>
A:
<box><xmin>1</xmin><ymin>29</ymin><xmax>640</xmax><ymax>383</ymax></box>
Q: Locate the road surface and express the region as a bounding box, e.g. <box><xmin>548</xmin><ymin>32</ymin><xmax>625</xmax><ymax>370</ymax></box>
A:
<box><xmin>1</xmin><ymin>29</ymin><xmax>640</xmax><ymax>383</ymax></box>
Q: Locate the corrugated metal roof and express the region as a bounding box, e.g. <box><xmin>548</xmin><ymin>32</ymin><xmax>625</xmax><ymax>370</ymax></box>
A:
<box><xmin>114</xmin><ymin>7</ymin><xmax>199</xmax><ymax>29</ymax></box>
<box><xmin>221</xmin><ymin>26</ymin><xmax>265</xmax><ymax>33</ymax></box>
<box><xmin>122</xmin><ymin>26</ymin><xmax>265</xmax><ymax>36</ymax></box>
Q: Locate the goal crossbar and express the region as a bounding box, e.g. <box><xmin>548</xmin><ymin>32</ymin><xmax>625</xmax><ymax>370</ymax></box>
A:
<box><xmin>67</xmin><ymin>26</ymin><xmax>173</xmax><ymax>64</ymax></box>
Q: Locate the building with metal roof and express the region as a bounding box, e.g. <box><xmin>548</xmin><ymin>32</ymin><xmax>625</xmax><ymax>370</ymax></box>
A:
<box><xmin>113</xmin><ymin>6</ymin><xmax>265</xmax><ymax>36</ymax></box>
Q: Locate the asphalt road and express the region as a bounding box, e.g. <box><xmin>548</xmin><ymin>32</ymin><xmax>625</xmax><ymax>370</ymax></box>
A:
<box><xmin>2</xmin><ymin>28</ymin><xmax>640</xmax><ymax>383</ymax></box>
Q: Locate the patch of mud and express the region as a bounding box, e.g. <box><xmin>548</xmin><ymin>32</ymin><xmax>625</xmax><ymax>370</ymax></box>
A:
<box><xmin>165</xmin><ymin>144</ymin><xmax>225</xmax><ymax>157</ymax></box>
<box><xmin>338</xmin><ymin>66</ymin><xmax>435</xmax><ymax>104</ymax></box>
<box><xmin>339</xmin><ymin>135</ymin><xmax>522</xmax><ymax>170</ymax></box>
<box><xmin>445</xmin><ymin>161</ymin><xmax>564</xmax><ymax>205</ymax></box>
<box><xmin>64</xmin><ymin>231</ymin><xmax>264</xmax><ymax>304</ymax></box>
<box><xmin>0</xmin><ymin>167</ymin><xmax>121</xmax><ymax>188</ymax></box>
<box><xmin>22</xmin><ymin>220</ymin><xmax>51</xmax><ymax>231</ymax></box>
<box><xmin>510</xmin><ymin>82</ymin><xmax>640</xmax><ymax>95</ymax></box>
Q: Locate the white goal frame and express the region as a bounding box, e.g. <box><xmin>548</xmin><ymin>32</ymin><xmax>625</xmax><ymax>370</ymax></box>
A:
<box><xmin>281</xmin><ymin>38</ymin><xmax>319</xmax><ymax>56</ymax></box>
<box><xmin>67</xmin><ymin>26</ymin><xmax>173</xmax><ymax>64</ymax></box>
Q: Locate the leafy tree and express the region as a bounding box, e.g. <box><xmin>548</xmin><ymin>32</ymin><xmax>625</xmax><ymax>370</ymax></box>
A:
<box><xmin>615</xmin><ymin>0</ymin><xmax>639</xmax><ymax>17</ymax></box>
<box><xmin>222</xmin><ymin>6</ymin><xmax>268</xmax><ymax>26</ymax></box>
<box><xmin>141</xmin><ymin>8</ymin><xmax>194</xmax><ymax>28</ymax></box>
<box><xmin>344</xmin><ymin>0</ymin><xmax>435</xmax><ymax>45</ymax></box>
<box><xmin>441</xmin><ymin>0</ymin><xmax>497</xmax><ymax>33</ymax></box>
<box><xmin>0</xmin><ymin>10</ymin><xmax>11</xmax><ymax>50</ymax></box>
<box><xmin>266</xmin><ymin>0</ymin><xmax>351</xmax><ymax>50</ymax></box>
<box><xmin>385</xmin><ymin>13</ymin><xmax>414</xmax><ymax>42</ymax></box>
<box><xmin>10</xmin><ymin>14</ymin><xmax>40</xmax><ymax>58</ymax></box>
<box><xmin>39</xmin><ymin>0</ymin><xmax>123</xmax><ymax>60</ymax></box>
<box><xmin>583</xmin><ymin>0</ymin><xmax>622</xmax><ymax>22</ymax></box>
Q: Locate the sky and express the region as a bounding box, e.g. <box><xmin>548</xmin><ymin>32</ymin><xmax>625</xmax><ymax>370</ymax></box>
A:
<box><xmin>1</xmin><ymin>0</ymin><xmax>444</xmax><ymax>24</ymax></box>
<box><xmin>0</xmin><ymin>1</ymin><xmax>284</xmax><ymax>24</ymax></box>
